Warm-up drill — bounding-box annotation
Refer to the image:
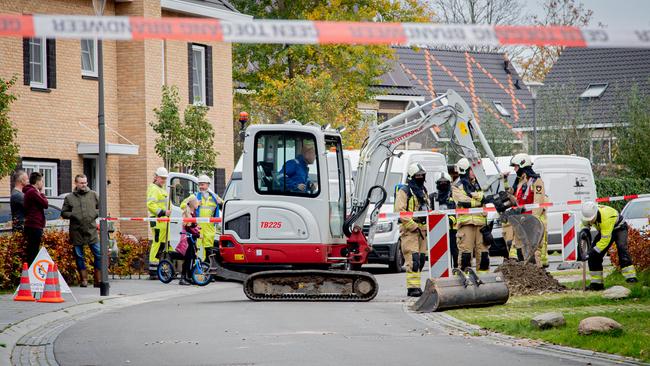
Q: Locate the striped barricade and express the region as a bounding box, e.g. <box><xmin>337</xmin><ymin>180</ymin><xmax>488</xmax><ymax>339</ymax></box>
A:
<box><xmin>557</xmin><ymin>212</ymin><xmax>581</xmax><ymax>270</ymax></box>
<box><xmin>427</xmin><ymin>212</ymin><xmax>451</xmax><ymax>279</ymax></box>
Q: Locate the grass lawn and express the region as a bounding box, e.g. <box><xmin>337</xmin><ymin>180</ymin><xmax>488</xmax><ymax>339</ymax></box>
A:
<box><xmin>447</xmin><ymin>270</ymin><xmax>650</xmax><ymax>361</ymax></box>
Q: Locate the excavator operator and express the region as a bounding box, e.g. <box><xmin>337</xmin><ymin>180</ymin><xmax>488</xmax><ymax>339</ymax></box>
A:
<box><xmin>452</xmin><ymin>158</ymin><xmax>490</xmax><ymax>274</ymax></box>
<box><xmin>395</xmin><ymin>163</ymin><xmax>430</xmax><ymax>297</ymax></box>
<box><xmin>281</xmin><ymin>140</ymin><xmax>317</xmax><ymax>193</ymax></box>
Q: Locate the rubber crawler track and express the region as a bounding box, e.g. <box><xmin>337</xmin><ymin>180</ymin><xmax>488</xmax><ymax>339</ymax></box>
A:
<box><xmin>243</xmin><ymin>270</ymin><xmax>379</xmax><ymax>301</ymax></box>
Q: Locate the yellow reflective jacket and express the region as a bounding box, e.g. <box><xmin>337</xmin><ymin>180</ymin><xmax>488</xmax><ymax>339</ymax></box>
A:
<box><xmin>586</xmin><ymin>205</ymin><xmax>621</xmax><ymax>252</ymax></box>
<box><xmin>452</xmin><ymin>178</ymin><xmax>486</xmax><ymax>226</ymax></box>
<box><xmin>395</xmin><ymin>186</ymin><xmax>429</xmax><ymax>232</ymax></box>
<box><xmin>147</xmin><ymin>183</ymin><xmax>168</xmax><ymax>217</ymax></box>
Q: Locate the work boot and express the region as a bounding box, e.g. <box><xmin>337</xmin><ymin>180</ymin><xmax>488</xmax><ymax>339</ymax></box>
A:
<box><xmin>588</xmin><ymin>283</ymin><xmax>604</xmax><ymax>291</ymax></box>
<box><xmin>79</xmin><ymin>269</ymin><xmax>88</xmax><ymax>287</ymax></box>
<box><xmin>407</xmin><ymin>288</ymin><xmax>422</xmax><ymax>297</ymax></box>
<box><xmin>94</xmin><ymin>269</ymin><xmax>101</xmax><ymax>288</ymax></box>
<box><xmin>626</xmin><ymin>278</ymin><xmax>638</xmax><ymax>283</ymax></box>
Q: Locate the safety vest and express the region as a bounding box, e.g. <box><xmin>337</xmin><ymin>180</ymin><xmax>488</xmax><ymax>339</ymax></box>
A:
<box><xmin>146</xmin><ymin>183</ymin><xmax>168</xmax><ymax>217</ymax></box>
<box><xmin>452</xmin><ymin>179</ymin><xmax>486</xmax><ymax>226</ymax></box>
<box><xmin>591</xmin><ymin>205</ymin><xmax>624</xmax><ymax>253</ymax></box>
<box><xmin>395</xmin><ymin>185</ymin><xmax>429</xmax><ymax>231</ymax></box>
<box><xmin>515</xmin><ymin>177</ymin><xmax>536</xmax><ymax>214</ymax></box>
<box><xmin>195</xmin><ymin>190</ymin><xmax>220</xmax><ymax>218</ymax></box>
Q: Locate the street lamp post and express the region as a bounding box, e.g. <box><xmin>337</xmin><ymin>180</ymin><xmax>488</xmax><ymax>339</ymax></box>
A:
<box><xmin>93</xmin><ymin>0</ymin><xmax>109</xmax><ymax>296</ymax></box>
<box><xmin>526</xmin><ymin>81</ymin><xmax>544</xmax><ymax>155</ymax></box>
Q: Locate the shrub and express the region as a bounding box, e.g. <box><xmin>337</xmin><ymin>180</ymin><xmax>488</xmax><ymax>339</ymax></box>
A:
<box><xmin>0</xmin><ymin>230</ymin><xmax>149</xmax><ymax>290</ymax></box>
<box><xmin>609</xmin><ymin>227</ymin><xmax>650</xmax><ymax>272</ymax></box>
<box><xmin>595</xmin><ymin>177</ymin><xmax>650</xmax><ymax>212</ymax></box>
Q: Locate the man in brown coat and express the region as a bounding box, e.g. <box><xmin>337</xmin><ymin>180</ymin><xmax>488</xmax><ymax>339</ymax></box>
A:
<box><xmin>62</xmin><ymin>174</ymin><xmax>100</xmax><ymax>287</ymax></box>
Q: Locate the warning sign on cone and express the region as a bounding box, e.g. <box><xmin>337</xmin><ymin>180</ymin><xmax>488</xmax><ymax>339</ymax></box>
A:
<box><xmin>28</xmin><ymin>247</ymin><xmax>72</xmax><ymax>294</ymax></box>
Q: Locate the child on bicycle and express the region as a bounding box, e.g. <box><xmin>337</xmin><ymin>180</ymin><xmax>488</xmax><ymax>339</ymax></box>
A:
<box><xmin>180</xmin><ymin>196</ymin><xmax>201</xmax><ymax>285</ymax></box>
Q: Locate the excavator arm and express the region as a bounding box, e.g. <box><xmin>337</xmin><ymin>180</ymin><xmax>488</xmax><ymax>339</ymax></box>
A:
<box><xmin>345</xmin><ymin>89</ymin><xmax>503</xmax><ymax>238</ymax></box>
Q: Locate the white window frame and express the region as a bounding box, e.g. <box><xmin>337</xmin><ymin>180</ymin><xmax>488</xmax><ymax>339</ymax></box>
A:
<box><xmin>81</xmin><ymin>39</ymin><xmax>98</xmax><ymax>77</ymax></box>
<box><xmin>22</xmin><ymin>161</ymin><xmax>58</xmax><ymax>197</ymax></box>
<box><xmin>191</xmin><ymin>45</ymin><xmax>206</xmax><ymax>105</ymax></box>
<box><xmin>580</xmin><ymin>83</ymin><xmax>608</xmax><ymax>99</ymax></box>
<box><xmin>29</xmin><ymin>37</ymin><xmax>47</xmax><ymax>89</ymax></box>
<box><xmin>493</xmin><ymin>101</ymin><xmax>511</xmax><ymax>117</ymax></box>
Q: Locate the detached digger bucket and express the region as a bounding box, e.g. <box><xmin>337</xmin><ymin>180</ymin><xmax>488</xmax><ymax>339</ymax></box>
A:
<box><xmin>504</xmin><ymin>212</ymin><xmax>545</xmax><ymax>263</ymax></box>
<box><xmin>411</xmin><ymin>268</ymin><xmax>509</xmax><ymax>312</ymax></box>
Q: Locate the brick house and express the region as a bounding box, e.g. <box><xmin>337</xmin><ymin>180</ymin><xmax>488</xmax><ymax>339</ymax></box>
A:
<box><xmin>0</xmin><ymin>0</ymin><xmax>249</xmax><ymax>236</ymax></box>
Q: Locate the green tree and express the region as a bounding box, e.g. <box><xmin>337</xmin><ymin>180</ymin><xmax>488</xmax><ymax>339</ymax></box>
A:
<box><xmin>0</xmin><ymin>76</ymin><xmax>19</xmax><ymax>179</ymax></box>
<box><xmin>151</xmin><ymin>85</ymin><xmax>218</xmax><ymax>174</ymax></box>
<box><xmin>231</xmin><ymin>0</ymin><xmax>433</xmax><ymax>149</ymax></box>
<box><xmin>615</xmin><ymin>85</ymin><xmax>650</xmax><ymax>179</ymax></box>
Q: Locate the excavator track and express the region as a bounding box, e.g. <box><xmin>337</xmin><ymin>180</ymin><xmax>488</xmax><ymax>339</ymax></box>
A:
<box><xmin>243</xmin><ymin>270</ymin><xmax>379</xmax><ymax>301</ymax></box>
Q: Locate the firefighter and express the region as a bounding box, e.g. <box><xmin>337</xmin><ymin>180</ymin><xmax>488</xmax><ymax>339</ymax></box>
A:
<box><xmin>395</xmin><ymin>163</ymin><xmax>430</xmax><ymax>297</ymax></box>
<box><xmin>435</xmin><ymin>173</ymin><xmax>458</xmax><ymax>268</ymax></box>
<box><xmin>181</xmin><ymin>174</ymin><xmax>223</xmax><ymax>261</ymax></box>
<box><xmin>581</xmin><ymin>202</ymin><xmax>638</xmax><ymax>290</ymax></box>
<box><xmin>147</xmin><ymin>167</ymin><xmax>170</xmax><ymax>277</ymax></box>
<box><xmin>509</xmin><ymin>153</ymin><xmax>548</xmax><ymax>267</ymax></box>
<box><xmin>452</xmin><ymin>158</ymin><xmax>489</xmax><ymax>274</ymax></box>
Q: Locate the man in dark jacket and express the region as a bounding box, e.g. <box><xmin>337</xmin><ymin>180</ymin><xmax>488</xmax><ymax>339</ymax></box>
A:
<box><xmin>10</xmin><ymin>170</ymin><xmax>28</xmax><ymax>233</ymax></box>
<box><xmin>61</xmin><ymin>174</ymin><xmax>100</xmax><ymax>287</ymax></box>
<box><xmin>23</xmin><ymin>172</ymin><xmax>48</xmax><ymax>265</ymax></box>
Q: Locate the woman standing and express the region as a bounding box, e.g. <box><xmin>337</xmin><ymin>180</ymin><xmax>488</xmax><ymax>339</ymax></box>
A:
<box><xmin>180</xmin><ymin>196</ymin><xmax>201</xmax><ymax>285</ymax></box>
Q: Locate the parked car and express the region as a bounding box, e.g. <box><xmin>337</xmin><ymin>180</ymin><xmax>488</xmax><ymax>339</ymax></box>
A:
<box><xmin>621</xmin><ymin>197</ymin><xmax>650</xmax><ymax>232</ymax></box>
<box><xmin>0</xmin><ymin>196</ymin><xmax>67</xmax><ymax>233</ymax></box>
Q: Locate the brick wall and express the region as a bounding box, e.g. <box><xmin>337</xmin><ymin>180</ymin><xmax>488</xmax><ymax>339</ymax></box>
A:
<box><xmin>0</xmin><ymin>0</ymin><xmax>237</xmax><ymax>238</ymax></box>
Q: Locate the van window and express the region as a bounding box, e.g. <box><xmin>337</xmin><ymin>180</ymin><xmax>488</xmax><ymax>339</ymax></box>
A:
<box><xmin>623</xmin><ymin>201</ymin><xmax>650</xmax><ymax>219</ymax></box>
<box><xmin>223</xmin><ymin>179</ymin><xmax>241</xmax><ymax>201</ymax></box>
<box><xmin>169</xmin><ymin>177</ymin><xmax>198</xmax><ymax>207</ymax></box>
<box><xmin>254</xmin><ymin>132</ymin><xmax>320</xmax><ymax>197</ymax></box>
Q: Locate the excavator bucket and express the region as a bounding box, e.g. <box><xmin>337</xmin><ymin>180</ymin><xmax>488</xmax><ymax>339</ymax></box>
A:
<box><xmin>506</xmin><ymin>213</ymin><xmax>545</xmax><ymax>263</ymax></box>
<box><xmin>411</xmin><ymin>268</ymin><xmax>509</xmax><ymax>312</ymax></box>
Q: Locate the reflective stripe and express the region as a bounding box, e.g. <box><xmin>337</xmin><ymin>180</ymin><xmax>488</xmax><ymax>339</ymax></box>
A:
<box><xmin>477</xmin><ymin>270</ymin><xmax>489</xmax><ymax>274</ymax></box>
<box><xmin>406</xmin><ymin>272</ymin><xmax>420</xmax><ymax>287</ymax></box>
<box><xmin>622</xmin><ymin>265</ymin><xmax>637</xmax><ymax>279</ymax></box>
<box><xmin>590</xmin><ymin>271</ymin><xmax>604</xmax><ymax>284</ymax></box>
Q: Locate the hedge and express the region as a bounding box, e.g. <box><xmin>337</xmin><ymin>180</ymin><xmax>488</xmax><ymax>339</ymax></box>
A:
<box><xmin>610</xmin><ymin>227</ymin><xmax>650</xmax><ymax>272</ymax></box>
<box><xmin>595</xmin><ymin>177</ymin><xmax>650</xmax><ymax>212</ymax></box>
<box><xmin>0</xmin><ymin>230</ymin><xmax>149</xmax><ymax>290</ymax></box>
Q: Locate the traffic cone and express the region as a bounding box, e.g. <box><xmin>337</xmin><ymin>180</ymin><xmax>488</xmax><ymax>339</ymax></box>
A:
<box><xmin>38</xmin><ymin>263</ymin><xmax>64</xmax><ymax>303</ymax></box>
<box><xmin>14</xmin><ymin>262</ymin><xmax>36</xmax><ymax>302</ymax></box>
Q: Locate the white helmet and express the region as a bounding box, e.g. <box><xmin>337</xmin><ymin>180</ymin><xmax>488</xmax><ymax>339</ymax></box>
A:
<box><xmin>510</xmin><ymin>153</ymin><xmax>533</xmax><ymax>168</ymax></box>
<box><xmin>436</xmin><ymin>172</ymin><xmax>452</xmax><ymax>183</ymax></box>
<box><xmin>155</xmin><ymin>167</ymin><xmax>169</xmax><ymax>178</ymax></box>
<box><xmin>581</xmin><ymin>201</ymin><xmax>599</xmax><ymax>222</ymax></box>
<box><xmin>198</xmin><ymin>174</ymin><xmax>211</xmax><ymax>184</ymax></box>
<box><xmin>407</xmin><ymin>163</ymin><xmax>426</xmax><ymax>178</ymax></box>
<box><xmin>455</xmin><ymin>158</ymin><xmax>470</xmax><ymax>175</ymax></box>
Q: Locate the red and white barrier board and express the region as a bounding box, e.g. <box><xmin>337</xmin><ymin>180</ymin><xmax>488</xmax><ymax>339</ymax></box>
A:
<box><xmin>562</xmin><ymin>212</ymin><xmax>577</xmax><ymax>262</ymax></box>
<box><xmin>427</xmin><ymin>212</ymin><xmax>451</xmax><ymax>279</ymax></box>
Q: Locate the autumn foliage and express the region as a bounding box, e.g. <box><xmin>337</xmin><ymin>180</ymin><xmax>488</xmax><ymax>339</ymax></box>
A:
<box><xmin>0</xmin><ymin>230</ymin><xmax>149</xmax><ymax>290</ymax></box>
<box><xmin>609</xmin><ymin>227</ymin><xmax>650</xmax><ymax>272</ymax></box>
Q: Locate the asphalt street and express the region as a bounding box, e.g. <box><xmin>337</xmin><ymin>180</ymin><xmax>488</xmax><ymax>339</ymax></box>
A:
<box><xmin>54</xmin><ymin>263</ymin><xmax>594</xmax><ymax>366</ymax></box>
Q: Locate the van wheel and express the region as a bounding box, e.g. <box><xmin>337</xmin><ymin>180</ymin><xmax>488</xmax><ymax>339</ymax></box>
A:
<box><xmin>389</xmin><ymin>242</ymin><xmax>405</xmax><ymax>273</ymax></box>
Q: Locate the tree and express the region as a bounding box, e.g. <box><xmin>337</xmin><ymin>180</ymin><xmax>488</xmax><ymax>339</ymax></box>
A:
<box><xmin>432</xmin><ymin>0</ymin><xmax>524</xmax><ymax>26</ymax></box>
<box><xmin>231</xmin><ymin>0</ymin><xmax>433</xmax><ymax>149</ymax></box>
<box><xmin>614</xmin><ymin>85</ymin><xmax>650</xmax><ymax>179</ymax></box>
<box><xmin>515</xmin><ymin>0</ymin><xmax>593</xmax><ymax>82</ymax></box>
<box><xmin>0</xmin><ymin>76</ymin><xmax>19</xmax><ymax>179</ymax></box>
<box><xmin>151</xmin><ymin>85</ymin><xmax>218</xmax><ymax>174</ymax></box>
<box><xmin>478</xmin><ymin>109</ymin><xmax>521</xmax><ymax>157</ymax></box>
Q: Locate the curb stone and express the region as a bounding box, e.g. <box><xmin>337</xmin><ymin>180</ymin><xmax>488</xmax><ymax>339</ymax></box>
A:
<box><xmin>403</xmin><ymin>302</ymin><xmax>649</xmax><ymax>366</ymax></box>
<box><xmin>1</xmin><ymin>285</ymin><xmax>212</xmax><ymax>366</ymax></box>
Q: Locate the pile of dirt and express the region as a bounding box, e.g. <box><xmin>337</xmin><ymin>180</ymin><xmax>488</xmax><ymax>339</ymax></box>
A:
<box><xmin>495</xmin><ymin>259</ymin><xmax>566</xmax><ymax>296</ymax></box>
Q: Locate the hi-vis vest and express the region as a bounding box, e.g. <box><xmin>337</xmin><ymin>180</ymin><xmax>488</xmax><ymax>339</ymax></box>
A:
<box><xmin>146</xmin><ymin>183</ymin><xmax>168</xmax><ymax>217</ymax></box>
<box><xmin>395</xmin><ymin>185</ymin><xmax>429</xmax><ymax>231</ymax></box>
<box><xmin>451</xmin><ymin>179</ymin><xmax>486</xmax><ymax>226</ymax></box>
<box><xmin>590</xmin><ymin>205</ymin><xmax>624</xmax><ymax>253</ymax></box>
<box><xmin>195</xmin><ymin>190</ymin><xmax>220</xmax><ymax>219</ymax></box>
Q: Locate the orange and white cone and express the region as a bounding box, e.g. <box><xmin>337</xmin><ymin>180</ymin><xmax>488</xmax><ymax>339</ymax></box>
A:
<box><xmin>14</xmin><ymin>262</ymin><xmax>36</xmax><ymax>302</ymax></box>
<box><xmin>38</xmin><ymin>263</ymin><xmax>64</xmax><ymax>303</ymax></box>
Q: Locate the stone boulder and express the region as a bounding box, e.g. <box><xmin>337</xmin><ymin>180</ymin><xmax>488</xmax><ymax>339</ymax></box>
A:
<box><xmin>578</xmin><ymin>317</ymin><xmax>623</xmax><ymax>335</ymax></box>
<box><xmin>602</xmin><ymin>286</ymin><xmax>631</xmax><ymax>300</ymax></box>
<box><xmin>531</xmin><ymin>312</ymin><xmax>566</xmax><ymax>329</ymax></box>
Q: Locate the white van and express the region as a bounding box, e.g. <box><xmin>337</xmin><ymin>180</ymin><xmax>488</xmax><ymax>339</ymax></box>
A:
<box><xmin>483</xmin><ymin>155</ymin><xmax>597</xmax><ymax>253</ymax></box>
<box><xmin>348</xmin><ymin>150</ymin><xmax>448</xmax><ymax>272</ymax></box>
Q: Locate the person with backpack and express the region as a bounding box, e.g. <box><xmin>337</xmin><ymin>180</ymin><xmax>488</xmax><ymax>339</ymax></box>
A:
<box><xmin>395</xmin><ymin>163</ymin><xmax>430</xmax><ymax>297</ymax></box>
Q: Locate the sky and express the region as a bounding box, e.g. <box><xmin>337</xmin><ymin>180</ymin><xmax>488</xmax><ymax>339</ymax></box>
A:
<box><xmin>524</xmin><ymin>0</ymin><xmax>650</xmax><ymax>28</ymax></box>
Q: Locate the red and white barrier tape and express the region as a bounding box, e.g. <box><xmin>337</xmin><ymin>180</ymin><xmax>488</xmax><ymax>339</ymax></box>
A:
<box><xmin>1</xmin><ymin>14</ymin><xmax>649</xmax><ymax>48</ymax></box>
<box><xmin>102</xmin><ymin>217</ymin><xmax>221</xmax><ymax>223</ymax></box>
<box><xmin>378</xmin><ymin>193</ymin><xmax>650</xmax><ymax>220</ymax></box>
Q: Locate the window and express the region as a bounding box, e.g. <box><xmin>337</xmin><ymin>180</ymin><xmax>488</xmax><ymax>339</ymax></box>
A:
<box><xmin>169</xmin><ymin>177</ymin><xmax>198</xmax><ymax>207</ymax></box>
<box><xmin>81</xmin><ymin>39</ymin><xmax>98</xmax><ymax>77</ymax></box>
<box><xmin>22</xmin><ymin>161</ymin><xmax>58</xmax><ymax>196</ymax></box>
<box><xmin>580</xmin><ymin>83</ymin><xmax>608</xmax><ymax>99</ymax></box>
<box><xmin>493</xmin><ymin>101</ymin><xmax>510</xmax><ymax>117</ymax></box>
<box><xmin>29</xmin><ymin>38</ymin><xmax>47</xmax><ymax>88</ymax></box>
<box><xmin>326</xmin><ymin>136</ymin><xmax>345</xmax><ymax>238</ymax></box>
<box><xmin>191</xmin><ymin>45</ymin><xmax>206</xmax><ymax>105</ymax></box>
<box><xmin>590</xmin><ymin>137</ymin><xmax>613</xmax><ymax>165</ymax></box>
<box><xmin>254</xmin><ymin>132</ymin><xmax>320</xmax><ymax>197</ymax></box>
